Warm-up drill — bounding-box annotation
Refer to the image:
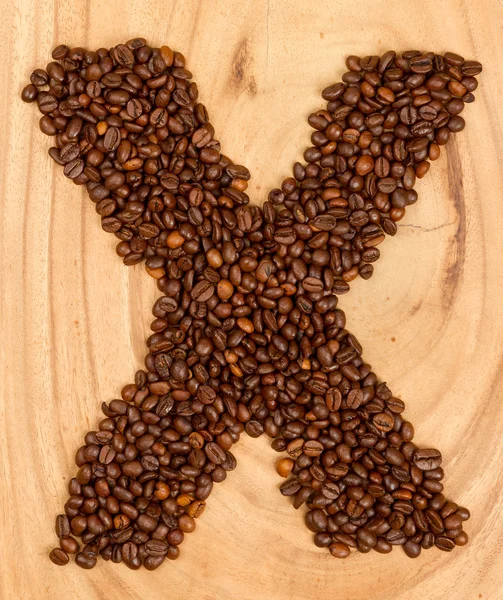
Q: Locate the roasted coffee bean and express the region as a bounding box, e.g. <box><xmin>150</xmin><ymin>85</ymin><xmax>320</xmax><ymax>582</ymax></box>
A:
<box><xmin>191</xmin><ymin>281</ymin><xmax>214</xmax><ymax>302</ymax></box>
<box><xmin>387</xmin><ymin>530</ymin><xmax>407</xmax><ymax>545</ymax></box>
<box><xmin>49</xmin><ymin>548</ymin><xmax>70</xmax><ymax>566</ymax></box>
<box><xmin>413</xmin><ymin>449</ymin><xmax>442</xmax><ymax>471</ymax></box>
<box><xmin>276</xmin><ymin>458</ymin><xmax>295</xmax><ymax>478</ymax></box>
<box><xmin>326</xmin><ymin>388</ymin><xmax>342</xmax><ymax>411</ymax></box>
<box><xmin>403</xmin><ymin>540</ymin><xmax>422</xmax><ymax>558</ymax></box>
<box><xmin>21</xmin><ymin>84</ymin><xmax>38</xmax><ymax>103</ymax></box>
<box><xmin>75</xmin><ymin>551</ymin><xmax>97</xmax><ymax>569</ymax></box>
<box><xmin>103</xmin><ymin>126</ymin><xmax>121</xmax><ymax>152</ymax></box>
<box><xmin>60</xmin><ymin>537</ymin><xmax>79</xmax><ymax>554</ymax></box>
<box><xmin>280</xmin><ymin>478</ymin><xmax>302</xmax><ymax>496</ymax></box>
<box><xmin>374</xmin><ymin>412</ymin><xmax>394</xmax><ymax>432</ymax></box>
<box><xmin>303</xmin><ymin>277</ymin><xmax>324</xmax><ymax>293</ymax></box>
<box><xmin>63</xmin><ymin>158</ymin><xmax>84</xmax><ymax>179</ymax></box>
<box><xmin>55</xmin><ymin>514</ymin><xmax>71</xmax><ymax>539</ymax></box>
<box><xmin>205</xmin><ymin>442</ymin><xmax>226</xmax><ymax>465</ymax></box>
<box><xmin>435</xmin><ymin>536</ymin><xmax>456</xmax><ymax>552</ymax></box>
<box><xmin>329</xmin><ymin>542</ymin><xmax>351</xmax><ymax>558</ymax></box>
<box><xmin>145</xmin><ymin>540</ymin><xmax>168</xmax><ymax>557</ymax></box>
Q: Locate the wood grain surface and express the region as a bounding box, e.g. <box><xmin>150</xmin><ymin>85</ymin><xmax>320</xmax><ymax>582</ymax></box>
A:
<box><xmin>1</xmin><ymin>0</ymin><xmax>503</xmax><ymax>598</ymax></box>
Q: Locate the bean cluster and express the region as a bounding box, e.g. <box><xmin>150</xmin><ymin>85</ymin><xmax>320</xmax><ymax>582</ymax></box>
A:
<box><xmin>22</xmin><ymin>40</ymin><xmax>481</xmax><ymax>570</ymax></box>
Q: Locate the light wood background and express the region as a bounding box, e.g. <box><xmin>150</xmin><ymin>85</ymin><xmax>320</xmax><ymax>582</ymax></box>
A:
<box><xmin>1</xmin><ymin>0</ymin><xmax>502</xmax><ymax>598</ymax></box>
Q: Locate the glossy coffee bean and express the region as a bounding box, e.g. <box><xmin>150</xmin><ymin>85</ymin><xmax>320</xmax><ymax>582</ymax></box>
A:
<box><xmin>49</xmin><ymin>548</ymin><xmax>69</xmax><ymax>566</ymax></box>
<box><xmin>330</xmin><ymin>543</ymin><xmax>351</xmax><ymax>558</ymax></box>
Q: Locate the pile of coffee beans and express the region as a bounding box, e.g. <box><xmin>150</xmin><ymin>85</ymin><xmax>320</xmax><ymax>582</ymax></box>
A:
<box><xmin>22</xmin><ymin>41</ymin><xmax>481</xmax><ymax>569</ymax></box>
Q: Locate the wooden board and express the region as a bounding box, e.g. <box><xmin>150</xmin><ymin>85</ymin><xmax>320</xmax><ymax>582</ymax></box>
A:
<box><xmin>1</xmin><ymin>0</ymin><xmax>503</xmax><ymax>598</ymax></box>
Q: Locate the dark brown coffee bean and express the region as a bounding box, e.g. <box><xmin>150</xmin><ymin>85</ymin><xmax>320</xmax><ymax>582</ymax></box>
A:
<box><xmin>49</xmin><ymin>548</ymin><xmax>70</xmax><ymax>566</ymax></box>
<box><xmin>30</xmin><ymin>68</ymin><xmax>49</xmax><ymax>86</ymax></box>
<box><xmin>205</xmin><ymin>442</ymin><xmax>226</xmax><ymax>465</ymax></box>
<box><xmin>280</xmin><ymin>478</ymin><xmax>302</xmax><ymax>496</ymax></box>
<box><xmin>59</xmin><ymin>142</ymin><xmax>80</xmax><ymax>164</ymax></box>
<box><xmin>312</xmin><ymin>215</ymin><xmax>336</xmax><ymax>231</ymax></box>
<box><xmin>435</xmin><ymin>536</ymin><xmax>455</xmax><ymax>552</ymax></box>
<box><xmin>21</xmin><ymin>84</ymin><xmax>38</xmax><ymax>103</ymax></box>
<box><xmin>246</xmin><ymin>421</ymin><xmax>264</xmax><ymax>438</ymax></box>
<box><xmin>191</xmin><ymin>280</ymin><xmax>214</xmax><ymax>302</ymax></box>
<box><xmin>413</xmin><ymin>449</ymin><xmax>442</xmax><ymax>471</ymax></box>
<box><xmin>63</xmin><ymin>158</ymin><xmax>84</xmax><ymax>179</ymax></box>
<box><xmin>37</xmin><ymin>93</ymin><xmax>58</xmax><ymax>114</ymax></box>
<box><xmin>145</xmin><ymin>539</ymin><xmax>168</xmax><ymax>556</ymax></box>
<box><xmin>302</xmin><ymin>277</ymin><xmax>323</xmax><ymax>293</ymax></box>
<box><xmin>55</xmin><ymin>515</ymin><xmax>71</xmax><ymax>539</ymax></box>
<box><xmin>304</xmin><ymin>440</ymin><xmax>324</xmax><ymax>457</ymax></box>
<box><xmin>322</xmin><ymin>82</ymin><xmax>345</xmax><ymax>101</ymax></box>
<box><xmin>403</xmin><ymin>540</ymin><xmax>421</xmax><ymax>558</ymax></box>
<box><xmin>326</xmin><ymin>388</ymin><xmax>342</xmax><ymax>411</ymax></box>
<box><xmin>426</xmin><ymin>509</ymin><xmax>444</xmax><ymax>534</ymax></box>
<box><xmin>321</xmin><ymin>481</ymin><xmax>340</xmax><ymax>500</ymax></box>
<box><xmin>75</xmin><ymin>551</ymin><xmax>97</xmax><ymax>569</ymax></box>
<box><xmin>114</xmin><ymin>44</ymin><xmax>135</xmax><ymax>66</ymax></box>
<box><xmin>357</xmin><ymin>528</ymin><xmax>377</xmax><ymax>548</ymax></box>
<box><xmin>330</xmin><ymin>542</ymin><xmax>350</xmax><ymax>558</ymax></box>
<box><xmin>60</xmin><ymin>537</ymin><xmax>79</xmax><ymax>554</ymax></box>
<box><xmin>373</xmin><ymin>412</ymin><xmax>394</xmax><ymax>432</ymax></box>
<box><xmin>103</xmin><ymin>126</ymin><xmax>121</xmax><ymax>151</ymax></box>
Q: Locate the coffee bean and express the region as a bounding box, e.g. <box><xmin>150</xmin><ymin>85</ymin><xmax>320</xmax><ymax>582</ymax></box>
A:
<box><xmin>49</xmin><ymin>548</ymin><xmax>69</xmax><ymax>566</ymax></box>
<box><xmin>114</xmin><ymin>44</ymin><xmax>135</xmax><ymax>66</ymax></box>
<box><xmin>205</xmin><ymin>442</ymin><xmax>226</xmax><ymax>465</ymax></box>
<box><xmin>421</xmin><ymin>532</ymin><xmax>435</xmax><ymax>549</ymax></box>
<box><xmin>60</xmin><ymin>537</ymin><xmax>79</xmax><ymax>554</ymax></box>
<box><xmin>55</xmin><ymin>515</ymin><xmax>70</xmax><ymax>538</ymax></box>
<box><xmin>145</xmin><ymin>540</ymin><xmax>168</xmax><ymax>557</ymax></box>
<box><xmin>302</xmin><ymin>276</ymin><xmax>323</xmax><ymax>293</ymax></box>
<box><xmin>410</xmin><ymin>56</ymin><xmax>432</xmax><ymax>73</ymax></box>
<box><xmin>308</xmin><ymin>509</ymin><xmax>328</xmax><ymax>531</ymax></box>
<box><xmin>321</xmin><ymin>481</ymin><xmax>340</xmax><ymax>500</ymax></box>
<box><xmin>435</xmin><ymin>536</ymin><xmax>455</xmax><ymax>552</ymax></box>
<box><xmin>63</xmin><ymin>158</ymin><xmax>84</xmax><ymax>179</ymax></box>
<box><xmin>59</xmin><ymin>142</ymin><xmax>80</xmax><ymax>164</ymax></box>
<box><xmin>457</xmin><ymin>506</ymin><xmax>471</xmax><ymax>521</ymax></box>
<box><xmin>403</xmin><ymin>540</ymin><xmax>422</xmax><ymax>558</ymax></box>
<box><xmin>322</xmin><ymin>82</ymin><xmax>345</xmax><ymax>101</ymax></box>
<box><xmin>330</xmin><ymin>542</ymin><xmax>350</xmax><ymax>558</ymax></box>
<box><xmin>280</xmin><ymin>478</ymin><xmax>302</xmax><ymax>496</ymax></box>
<box><xmin>304</xmin><ymin>440</ymin><xmax>324</xmax><ymax>457</ymax></box>
<box><xmin>454</xmin><ymin>531</ymin><xmax>469</xmax><ymax>546</ymax></box>
<box><xmin>444</xmin><ymin>513</ymin><xmax>463</xmax><ymax>530</ymax></box>
<box><xmin>346</xmin><ymin>389</ymin><xmax>363</xmax><ymax>409</ymax></box>
<box><xmin>30</xmin><ymin>68</ymin><xmax>49</xmax><ymax>86</ymax></box>
<box><xmin>103</xmin><ymin>126</ymin><xmax>120</xmax><ymax>151</ymax></box>
<box><xmin>245</xmin><ymin>421</ymin><xmax>264</xmax><ymax>438</ymax></box>
<box><xmin>75</xmin><ymin>551</ymin><xmax>97</xmax><ymax>569</ymax></box>
<box><xmin>21</xmin><ymin>84</ymin><xmax>38</xmax><ymax>103</ymax></box>
<box><xmin>426</xmin><ymin>509</ymin><xmax>445</xmax><ymax>534</ymax></box>
<box><xmin>326</xmin><ymin>388</ymin><xmax>342</xmax><ymax>411</ymax></box>
<box><xmin>37</xmin><ymin>93</ymin><xmax>58</xmax><ymax>113</ymax></box>
<box><xmin>191</xmin><ymin>280</ymin><xmax>214</xmax><ymax>302</ymax></box>
<box><xmin>274</xmin><ymin>227</ymin><xmax>296</xmax><ymax>245</ymax></box>
<box><xmin>386</xmin><ymin>530</ymin><xmax>407</xmax><ymax>545</ymax></box>
<box><xmin>413</xmin><ymin>449</ymin><xmax>442</xmax><ymax>471</ymax></box>
<box><xmin>276</xmin><ymin>458</ymin><xmax>294</xmax><ymax>478</ymax></box>
<box><xmin>144</xmin><ymin>555</ymin><xmax>165</xmax><ymax>570</ymax></box>
<box><xmin>312</xmin><ymin>215</ymin><xmax>336</xmax><ymax>231</ymax></box>
<box><xmin>373</xmin><ymin>412</ymin><xmax>394</xmax><ymax>432</ymax></box>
